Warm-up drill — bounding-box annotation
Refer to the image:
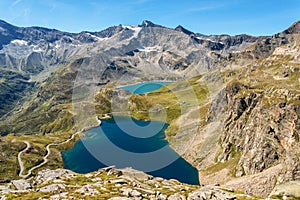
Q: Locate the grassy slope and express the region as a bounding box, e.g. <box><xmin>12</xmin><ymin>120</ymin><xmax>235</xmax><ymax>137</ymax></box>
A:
<box><xmin>0</xmin><ymin>69</ymin><xmax>33</xmax><ymax>119</ymax></box>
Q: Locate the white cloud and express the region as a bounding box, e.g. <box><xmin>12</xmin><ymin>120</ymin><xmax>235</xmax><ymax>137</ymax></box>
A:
<box><xmin>11</xmin><ymin>0</ymin><xmax>22</xmax><ymax>7</ymax></box>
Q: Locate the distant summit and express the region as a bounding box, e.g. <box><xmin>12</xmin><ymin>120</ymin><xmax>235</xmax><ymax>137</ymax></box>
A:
<box><xmin>141</xmin><ymin>20</ymin><xmax>155</xmax><ymax>27</ymax></box>
<box><xmin>175</xmin><ymin>25</ymin><xmax>194</xmax><ymax>36</ymax></box>
<box><xmin>139</xmin><ymin>20</ymin><xmax>163</xmax><ymax>28</ymax></box>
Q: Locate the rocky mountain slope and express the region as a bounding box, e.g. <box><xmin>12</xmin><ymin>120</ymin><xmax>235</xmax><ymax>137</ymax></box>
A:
<box><xmin>179</xmin><ymin>21</ymin><xmax>300</xmax><ymax>197</ymax></box>
<box><xmin>0</xmin><ymin>19</ymin><xmax>300</xmax><ymax>199</ymax></box>
<box><xmin>0</xmin><ymin>19</ymin><xmax>261</xmax><ymax>76</ymax></box>
<box><xmin>0</xmin><ymin>19</ymin><xmax>264</xmax><ymax>134</ymax></box>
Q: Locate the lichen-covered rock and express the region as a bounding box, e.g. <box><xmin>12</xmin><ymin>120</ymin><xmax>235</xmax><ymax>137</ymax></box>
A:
<box><xmin>187</xmin><ymin>186</ymin><xmax>236</xmax><ymax>200</ymax></box>
<box><xmin>34</xmin><ymin>169</ymin><xmax>75</xmax><ymax>185</ymax></box>
<box><xmin>38</xmin><ymin>184</ymin><xmax>66</xmax><ymax>193</ymax></box>
<box><xmin>120</xmin><ymin>167</ymin><xmax>153</xmax><ymax>181</ymax></box>
<box><xmin>75</xmin><ymin>184</ymin><xmax>99</xmax><ymax>196</ymax></box>
<box><xmin>12</xmin><ymin>179</ymin><xmax>31</xmax><ymax>190</ymax></box>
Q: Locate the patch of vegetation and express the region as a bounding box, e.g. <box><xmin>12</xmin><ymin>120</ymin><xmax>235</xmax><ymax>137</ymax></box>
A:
<box><xmin>0</xmin><ymin>139</ymin><xmax>27</xmax><ymax>181</ymax></box>
<box><xmin>202</xmin><ymin>148</ymin><xmax>241</xmax><ymax>178</ymax></box>
<box><xmin>5</xmin><ymin>193</ymin><xmax>51</xmax><ymax>200</ymax></box>
<box><xmin>64</xmin><ymin>175</ymin><xmax>94</xmax><ymax>185</ymax></box>
<box><xmin>270</xmin><ymin>195</ymin><xmax>300</xmax><ymax>200</ymax></box>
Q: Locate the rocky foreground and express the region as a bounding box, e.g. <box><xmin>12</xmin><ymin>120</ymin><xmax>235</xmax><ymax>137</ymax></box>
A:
<box><xmin>0</xmin><ymin>167</ymin><xmax>252</xmax><ymax>200</ymax></box>
<box><xmin>0</xmin><ymin>167</ymin><xmax>299</xmax><ymax>200</ymax></box>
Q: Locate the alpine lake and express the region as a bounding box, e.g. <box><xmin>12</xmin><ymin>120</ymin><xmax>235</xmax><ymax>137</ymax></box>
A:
<box><xmin>62</xmin><ymin>81</ymin><xmax>199</xmax><ymax>185</ymax></box>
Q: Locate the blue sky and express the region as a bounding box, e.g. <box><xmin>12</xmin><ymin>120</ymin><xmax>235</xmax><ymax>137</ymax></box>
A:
<box><xmin>0</xmin><ymin>0</ymin><xmax>299</xmax><ymax>36</ymax></box>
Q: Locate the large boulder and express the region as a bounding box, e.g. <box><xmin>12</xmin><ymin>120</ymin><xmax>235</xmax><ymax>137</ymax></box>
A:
<box><xmin>12</xmin><ymin>179</ymin><xmax>31</xmax><ymax>190</ymax></box>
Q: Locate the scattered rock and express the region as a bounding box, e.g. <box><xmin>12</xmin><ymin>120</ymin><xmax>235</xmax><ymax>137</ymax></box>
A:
<box><xmin>91</xmin><ymin>177</ymin><xmax>102</xmax><ymax>182</ymax></box>
<box><xmin>111</xmin><ymin>179</ymin><xmax>129</xmax><ymax>185</ymax></box>
<box><xmin>50</xmin><ymin>192</ymin><xmax>69</xmax><ymax>200</ymax></box>
<box><xmin>0</xmin><ymin>168</ymin><xmax>255</xmax><ymax>199</ymax></box>
<box><xmin>120</xmin><ymin>187</ymin><xmax>142</xmax><ymax>197</ymax></box>
<box><xmin>12</xmin><ymin>179</ymin><xmax>31</xmax><ymax>190</ymax></box>
<box><xmin>137</xmin><ymin>188</ymin><xmax>156</xmax><ymax>195</ymax></box>
<box><xmin>155</xmin><ymin>177</ymin><xmax>164</xmax><ymax>182</ymax></box>
<box><xmin>121</xmin><ymin>167</ymin><xmax>153</xmax><ymax>181</ymax></box>
<box><xmin>38</xmin><ymin>184</ymin><xmax>66</xmax><ymax>193</ymax></box>
<box><xmin>168</xmin><ymin>193</ymin><xmax>186</xmax><ymax>200</ymax></box>
<box><xmin>120</xmin><ymin>187</ymin><xmax>132</xmax><ymax>196</ymax></box>
<box><xmin>0</xmin><ymin>196</ymin><xmax>6</xmax><ymax>200</ymax></box>
<box><xmin>188</xmin><ymin>186</ymin><xmax>236</xmax><ymax>200</ymax></box>
<box><xmin>34</xmin><ymin>169</ymin><xmax>75</xmax><ymax>185</ymax></box>
<box><xmin>0</xmin><ymin>185</ymin><xmax>10</xmax><ymax>193</ymax></box>
<box><xmin>157</xmin><ymin>193</ymin><xmax>167</xmax><ymax>200</ymax></box>
<box><xmin>75</xmin><ymin>184</ymin><xmax>99</xmax><ymax>196</ymax></box>
<box><xmin>131</xmin><ymin>189</ymin><xmax>142</xmax><ymax>197</ymax></box>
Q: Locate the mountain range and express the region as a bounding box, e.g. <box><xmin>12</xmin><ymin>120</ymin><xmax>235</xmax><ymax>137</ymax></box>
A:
<box><xmin>0</xmin><ymin>19</ymin><xmax>299</xmax><ymax>199</ymax></box>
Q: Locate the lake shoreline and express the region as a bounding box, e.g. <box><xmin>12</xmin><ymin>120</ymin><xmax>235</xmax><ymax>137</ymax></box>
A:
<box><xmin>62</xmin><ymin>116</ymin><xmax>200</xmax><ymax>185</ymax></box>
<box><xmin>62</xmin><ymin>81</ymin><xmax>200</xmax><ymax>185</ymax></box>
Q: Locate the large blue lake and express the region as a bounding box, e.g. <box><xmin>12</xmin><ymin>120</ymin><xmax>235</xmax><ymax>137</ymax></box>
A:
<box><xmin>62</xmin><ymin>81</ymin><xmax>199</xmax><ymax>185</ymax></box>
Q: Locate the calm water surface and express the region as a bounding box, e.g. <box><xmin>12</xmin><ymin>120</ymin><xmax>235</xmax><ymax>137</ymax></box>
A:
<box><xmin>62</xmin><ymin>81</ymin><xmax>199</xmax><ymax>185</ymax></box>
<box><xmin>120</xmin><ymin>81</ymin><xmax>172</xmax><ymax>94</ymax></box>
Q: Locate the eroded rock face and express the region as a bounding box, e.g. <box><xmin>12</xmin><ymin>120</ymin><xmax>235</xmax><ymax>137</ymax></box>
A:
<box><xmin>191</xmin><ymin>36</ymin><xmax>300</xmax><ymax>195</ymax></box>
<box><xmin>198</xmin><ymin>76</ymin><xmax>300</xmax><ymax>197</ymax></box>
<box><xmin>219</xmin><ymin>87</ymin><xmax>300</xmax><ymax>177</ymax></box>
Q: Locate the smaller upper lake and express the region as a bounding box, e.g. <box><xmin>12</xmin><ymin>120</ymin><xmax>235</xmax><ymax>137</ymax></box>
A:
<box><xmin>120</xmin><ymin>81</ymin><xmax>172</xmax><ymax>94</ymax></box>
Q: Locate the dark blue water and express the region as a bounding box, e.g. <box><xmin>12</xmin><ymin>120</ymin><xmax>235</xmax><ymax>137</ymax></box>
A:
<box><xmin>62</xmin><ymin>116</ymin><xmax>199</xmax><ymax>185</ymax></box>
<box><xmin>120</xmin><ymin>81</ymin><xmax>172</xmax><ymax>94</ymax></box>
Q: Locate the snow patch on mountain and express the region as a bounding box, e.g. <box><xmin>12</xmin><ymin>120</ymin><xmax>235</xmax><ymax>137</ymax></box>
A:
<box><xmin>11</xmin><ymin>40</ymin><xmax>28</xmax><ymax>46</ymax></box>
<box><xmin>139</xmin><ymin>46</ymin><xmax>162</xmax><ymax>52</ymax></box>
<box><xmin>123</xmin><ymin>26</ymin><xmax>142</xmax><ymax>38</ymax></box>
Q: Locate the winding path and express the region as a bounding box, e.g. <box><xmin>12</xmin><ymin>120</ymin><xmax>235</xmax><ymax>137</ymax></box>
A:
<box><xmin>18</xmin><ymin>117</ymin><xmax>101</xmax><ymax>178</ymax></box>
<box><xmin>18</xmin><ymin>141</ymin><xmax>31</xmax><ymax>178</ymax></box>
<box><xmin>18</xmin><ymin>132</ymin><xmax>80</xmax><ymax>178</ymax></box>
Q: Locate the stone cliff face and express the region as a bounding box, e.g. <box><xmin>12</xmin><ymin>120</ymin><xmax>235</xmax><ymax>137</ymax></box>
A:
<box><xmin>215</xmin><ymin>84</ymin><xmax>300</xmax><ymax>195</ymax></box>
<box><xmin>184</xmin><ymin>23</ymin><xmax>300</xmax><ymax>197</ymax></box>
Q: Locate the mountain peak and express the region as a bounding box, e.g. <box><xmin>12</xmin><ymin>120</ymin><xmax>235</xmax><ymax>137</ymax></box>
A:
<box><xmin>284</xmin><ymin>20</ymin><xmax>300</xmax><ymax>34</ymax></box>
<box><xmin>175</xmin><ymin>25</ymin><xmax>194</xmax><ymax>36</ymax></box>
<box><xmin>140</xmin><ymin>20</ymin><xmax>162</xmax><ymax>28</ymax></box>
